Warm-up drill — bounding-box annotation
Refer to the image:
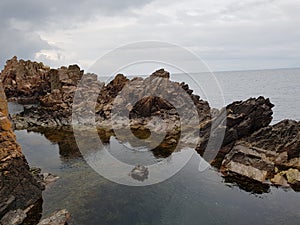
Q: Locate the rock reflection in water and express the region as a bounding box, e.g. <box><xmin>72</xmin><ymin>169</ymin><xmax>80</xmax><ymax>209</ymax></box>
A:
<box><xmin>29</xmin><ymin>127</ymin><xmax>284</xmax><ymax>194</ymax></box>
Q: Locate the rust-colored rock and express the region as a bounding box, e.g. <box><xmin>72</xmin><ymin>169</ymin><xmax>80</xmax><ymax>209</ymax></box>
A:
<box><xmin>0</xmin><ymin>81</ymin><xmax>43</xmax><ymax>221</ymax></box>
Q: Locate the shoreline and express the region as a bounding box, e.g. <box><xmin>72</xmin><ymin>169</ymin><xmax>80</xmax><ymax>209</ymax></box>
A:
<box><xmin>0</xmin><ymin>56</ymin><xmax>299</xmax><ymax>224</ymax></box>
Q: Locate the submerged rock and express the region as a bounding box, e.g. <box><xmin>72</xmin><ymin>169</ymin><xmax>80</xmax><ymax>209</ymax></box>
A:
<box><xmin>129</xmin><ymin>165</ymin><xmax>149</xmax><ymax>181</ymax></box>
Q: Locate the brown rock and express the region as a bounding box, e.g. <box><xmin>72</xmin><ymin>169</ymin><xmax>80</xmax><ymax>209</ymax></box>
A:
<box><xmin>0</xmin><ymin>56</ymin><xmax>50</xmax><ymax>103</ymax></box>
<box><xmin>0</xmin><ymin>81</ymin><xmax>43</xmax><ymax>220</ymax></box>
<box><xmin>37</xmin><ymin>209</ymin><xmax>70</xmax><ymax>225</ymax></box>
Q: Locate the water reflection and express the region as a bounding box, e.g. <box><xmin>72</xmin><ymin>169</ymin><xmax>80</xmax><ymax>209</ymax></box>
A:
<box><xmin>15</xmin><ymin>127</ymin><xmax>300</xmax><ymax>225</ymax></box>
<box><xmin>20</xmin><ymin>127</ymin><xmax>296</xmax><ymax>194</ymax></box>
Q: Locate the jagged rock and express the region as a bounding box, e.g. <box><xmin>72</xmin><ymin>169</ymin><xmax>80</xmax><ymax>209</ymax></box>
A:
<box><xmin>0</xmin><ymin>82</ymin><xmax>43</xmax><ymax>221</ymax></box>
<box><xmin>220</xmin><ymin>119</ymin><xmax>300</xmax><ymax>188</ymax></box>
<box><xmin>243</xmin><ymin>119</ymin><xmax>300</xmax><ymax>168</ymax></box>
<box><xmin>2</xmin><ymin>57</ymin><xmax>299</xmax><ymax>191</ymax></box>
<box><xmin>111</xmin><ymin>69</ymin><xmax>210</xmax><ymax>123</ymax></box>
<box><xmin>197</xmin><ymin>96</ymin><xmax>274</xmax><ymax>162</ymax></box>
<box><xmin>150</xmin><ymin>68</ymin><xmax>170</xmax><ymax>79</ymax></box>
<box><xmin>0</xmin><ymin>56</ymin><xmax>50</xmax><ymax>103</ymax></box>
<box><xmin>221</xmin><ymin>144</ymin><xmax>275</xmax><ymax>183</ymax></box>
<box><xmin>0</xmin><ymin>209</ymin><xmax>27</xmax><ymax>225</ymax></box>
<box><xmin>30</xmin><ymin>167</ymin><xmax>60</xmax><ymax>188</ymax></box>
<box><xmin>37</xmin><ymin>209</ymin><xmax>70</xmax><ymax>225</ymax></box>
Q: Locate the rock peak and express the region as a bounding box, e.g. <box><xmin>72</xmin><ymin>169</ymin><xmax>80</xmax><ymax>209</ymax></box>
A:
<box><xmin>150</xmin><ymin>69</ymin><xmax>170</xmax><ymax>79</ymax></box>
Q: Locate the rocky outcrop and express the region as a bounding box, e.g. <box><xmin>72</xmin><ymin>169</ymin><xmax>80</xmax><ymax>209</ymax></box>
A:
<box><xmin>12</xmin><ymin>66</ymin><xmax>97</xmax><ymax>129</ymax></box>
<box><xmin>197</xmin><ymin>97</ymin><xmax>274</xmax><ymax>161</ymax></box>
<box><xmin>0</xmin><ymin>56</ymin><xmax>50</xmax><ymax>103</ymax></box>
<box><xmin>12</xmin><ymin>67</ymin><xmax>210</xmax><ymax>130</ymax></box>
<box><xmin>221</xmin><ymin>119</ymin><xmax>300</xmax><ymax>190</ymax></box>
<box><xmin>0</xmin><ymin>82</ymin><xmax>43</xmax><ymax>223</ymax></box>
<box><xmin>1</xmin><ymin>57</ymin><xmax>299</xmax><ymax>192</ymax></box>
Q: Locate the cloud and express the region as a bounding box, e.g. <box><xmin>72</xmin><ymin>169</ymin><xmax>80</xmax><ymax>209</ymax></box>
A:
<box><xmin>0</xmin><ymin>28</ymin><xmax>52</xmax><ymax>68</ymax></box>
<box><xmin>0</xmin><ymin>0</ymin><xmax>154</xmax><ymax>69</ymax></box>
<box><xmin>0</xmin><ymin>0</ymin><xmax>299</xmax><ymax>71</ymax></box>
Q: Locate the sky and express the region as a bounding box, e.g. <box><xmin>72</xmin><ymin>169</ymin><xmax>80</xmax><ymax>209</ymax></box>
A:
<box><xmin>0</xmin><ymin>0</ymin><xmax>299</xmax><ymax>73</ymax></box>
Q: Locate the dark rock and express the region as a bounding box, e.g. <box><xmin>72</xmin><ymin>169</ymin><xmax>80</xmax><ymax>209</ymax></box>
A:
<box><xmin>197</xmin><ymin>96</ymin><xmax>274</xmax><ymax>164</ymax></box>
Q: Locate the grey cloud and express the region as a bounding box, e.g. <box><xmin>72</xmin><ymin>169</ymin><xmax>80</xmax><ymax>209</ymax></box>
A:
<box><xmin>0</xmin><ymin>28</ymin><xmax>52</xmax><ymax>69</ymax></box>
<box><xmin>0</xmin><ymin>0</ymin><xmax>153</xmax><ymax>28</ymax></box>
<box><xmin>0</xmin><ymin>0</ymin><xmax>154</xmax><ymax>69</ymax></box>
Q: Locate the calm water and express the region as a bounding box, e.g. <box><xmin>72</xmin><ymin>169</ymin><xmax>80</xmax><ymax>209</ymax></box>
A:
<box><xmin>12</xmin><ymin>68</ymin><xmax>300</xmax><ymax>225</ymax></box>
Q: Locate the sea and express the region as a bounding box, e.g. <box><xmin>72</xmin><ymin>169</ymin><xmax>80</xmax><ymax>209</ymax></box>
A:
<box><xmin>9</xmin><ymin>68</ymin><xmax>300</xmax><ymax>225</ymax></box>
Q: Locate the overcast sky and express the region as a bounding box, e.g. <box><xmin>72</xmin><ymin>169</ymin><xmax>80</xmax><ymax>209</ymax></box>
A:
<box><xmin>0</xmin><ymin>0</ymin><xmax>299</xmax><ymax>73</ymax></box>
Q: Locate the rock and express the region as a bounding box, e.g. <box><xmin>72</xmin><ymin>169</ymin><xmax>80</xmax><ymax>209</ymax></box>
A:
<box><xmin>30</xmin><ymin>167</ymin><xmax>60</xmax><ymax>188</ymax></box>
<box><xmin>150</xmin><ymin>68</ymin><xmax>170</xmax><ymax>79</ymax></box>
<box><xmin>37</xmin><ymin>209</ymin><xmax>70</xmax><ymax>225</ymax></box>
<box><xmin>0</xmin><ymin>56</ymin><xmax>50</xmax><ymax>103</ymax></box>
<box><xmin>129</xmin><ymin>165</ymin><xmax>149</xmax><ymax>181</ymax></box>
<box><xmin>0</xmin><ymin>209</ymin><xmax>27</xmax><ymax>225</ymax></box>
<box><xmin>0</xmin><ymin>82</ymin><xmax>43</xmax><ymax>221</ymax></box>
<box><xmin>285</xmin><ymin>169</ymin><xmax>300</xmax><ymax>185</ymax></box>
<box><xmin>221</xmin><ymin>144</ymin><xmax>275</xmax><ymax>183</ymax></box>
<box><xmin>271</xmin><ymin>173</ymin><xmax>289</xmax><ymax>187</ymax></box>
<box><xmin>243</xmin><ymin>119</ymin><xmax>300</xmax><ymax>169</ymax></box>
<box><xmin>220</xmin><ymin>119</ymin><xmax>300</xmax><ymax>189</ymax></box>
<box><xmin>197</xmin><ymin>96</ymin><xmax>274</xmax><ymax>165</ymax></box>
<box><xmin>2</xmin><ymin>57</ymin><xmax>299</xmax><ymax>191</ymax></box>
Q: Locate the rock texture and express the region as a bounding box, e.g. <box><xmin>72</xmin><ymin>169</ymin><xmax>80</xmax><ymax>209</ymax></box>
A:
<box><xmin>0</xmin><ymin>82</ymin><xmax>43</xmax><ymax>223</ymax></box>
<box><xmin>13</xmin><ymin>66</ymin><xmax>98</xmax><ymax>129</ymax></box>
<box><xmin>37</xmin><ymin>209</ymin><xmax>70</xmax><ymax>225</ymax></box>
<box><xmin>197</xmin><ymin>96</ymin><xmax>274</xmax><ymax>161</ymax></box>
<box><xmin>0</xmin><ymin>56</ymin><xmax>50</xmax><ymax>103</ymax></box>
<box><xmin>221</xmin><ymin>119</ymin><xmax>300</xmax><ymax>189</ymax></box>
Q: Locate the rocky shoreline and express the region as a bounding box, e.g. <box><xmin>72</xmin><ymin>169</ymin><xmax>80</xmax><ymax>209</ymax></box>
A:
<box><xmin>0</xmin><ymin>56</ymin><xmax>299</xmax><ymax>223</ymax></box>
<box><xmin>0</xmin><ymin>80</ymin><xmax>70</xmax><ymax>224</ymax></box>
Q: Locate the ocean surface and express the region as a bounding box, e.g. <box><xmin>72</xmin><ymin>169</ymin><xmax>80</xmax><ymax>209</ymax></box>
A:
<box><xmin>10</xmin><ymin>68</ymin><xmax>300</xmax><ymax>225</ymax></box>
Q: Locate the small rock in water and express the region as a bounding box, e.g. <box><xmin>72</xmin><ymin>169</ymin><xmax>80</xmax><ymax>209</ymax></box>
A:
<box><xmin>129</xmin><ymin>165</ymin><xmax>149</xmax><ymax>181</ymax></box>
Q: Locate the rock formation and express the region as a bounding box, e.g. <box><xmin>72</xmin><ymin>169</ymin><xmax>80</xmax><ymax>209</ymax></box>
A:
<box><xmin>0</xmin><ymin>56</ymin><xmax>50</xmax><ymax>103</ymax></box>
<box><xmin>197</xmin><ymin>96</ymin><xmax>274</xmax><ymax>165</ymax></box>
<box><xmin>1</xmin><ymin>57</ymin><xmax>299</xmax><ymax>192</ymax></box>
<box><xmin>221</xmin><ymin>119</ymin><xmax>300</xmax><ymax>190</ymax></box>
<box><xmin>0</xmin><ymin>82</ymin><xmax>43</xmax><ymax>224</ymax></box>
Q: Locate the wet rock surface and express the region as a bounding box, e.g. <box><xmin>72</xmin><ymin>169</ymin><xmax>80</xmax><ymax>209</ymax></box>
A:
<box><xmin>0</xmin><ymin>82</ymin><xmax>43</xmax><ymax>224</ymax></box>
